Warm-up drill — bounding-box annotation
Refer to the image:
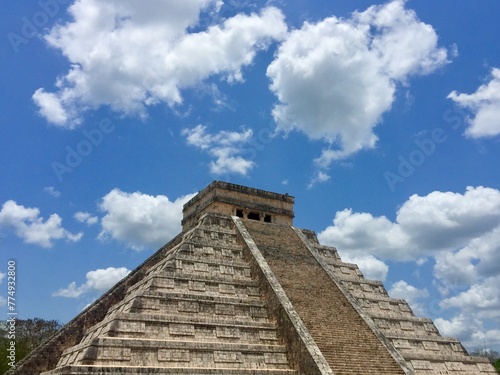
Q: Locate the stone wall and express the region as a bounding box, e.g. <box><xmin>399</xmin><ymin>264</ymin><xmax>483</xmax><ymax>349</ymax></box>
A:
<box><xmin>182</xmin><ymin>181</ymin><xmax>294</xmax><ymax>230</ymax></box>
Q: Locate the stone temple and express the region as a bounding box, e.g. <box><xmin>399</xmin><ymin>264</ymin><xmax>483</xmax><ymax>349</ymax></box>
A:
<box><xmin>11</xmin><ymin>181</ymin><xmax>497</xmax><ymax>374</ymax></box>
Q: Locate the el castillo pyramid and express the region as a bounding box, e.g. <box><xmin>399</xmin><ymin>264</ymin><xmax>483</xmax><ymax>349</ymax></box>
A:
<box><xmin>10</xmin><ymin>181</ymin><xmax>496</xmax><ymax>374</ymax></box>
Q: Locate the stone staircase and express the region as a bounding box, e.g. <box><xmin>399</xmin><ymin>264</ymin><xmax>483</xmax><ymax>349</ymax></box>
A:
<box><xmin>41</xmin><ymin>214</ymin><xmax>297</xmax><ymax>375</ymax></box>
<box><xmin>302</xmin><ymin>233</ymin><xmax>497</xmax><ymax>375</ymax></box>
<box><xmin>241</xmin><ymin>220</ymin><xmax>406</xmax><ymax>375</ymax></box>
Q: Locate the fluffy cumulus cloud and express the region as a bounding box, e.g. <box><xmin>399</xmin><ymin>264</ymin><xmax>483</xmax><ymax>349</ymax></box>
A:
<box><xmin>98</xmin><ymin>189</ymin><xmax>195</xmax><ymax>250</ymax></box>
<box><xmin>318</xmin><ymin>186</ymin><xmax>500</xmax><ymax>350</ymax></box>
<box><xmin>182</xmin><ymin>124</ymin><xmax>254</xmax><ymax>175</ymax></box>
<box><xmin>33</xmin><ymin>0</ymin><xmax>287</xmax><ymax>128</ymax></box>
<box><xmin>44</xmin><ymin>186</ymin><xmax>61</xmax><ymax>198</ymax></box>
<box><xmin>267</xmin><ymin>0</ymin><xmax>448</xmax><ymax>168</ymax></box>
<box><xmin>448</xmin><ymin>68</ymin><xmax>500</xmax><ymax>138</ymax></box>
<box><xmin>53</xmin><ymin>267</ymin><xmax>130</xmax><ymax>298</ymax></box>
<box><xmin>74</xmin><ymin>211</ymin><xmax>98</xmax><ymax>226</ymax></box>
<box><xmin>319</xmin><ymin>186</ymin><xmax>500</xmax><ymax>260</ymax></box>
<box><xmin>0</xmin><ymin>200</ymin><xmax>82</xmax><ymax>248</ymax></box>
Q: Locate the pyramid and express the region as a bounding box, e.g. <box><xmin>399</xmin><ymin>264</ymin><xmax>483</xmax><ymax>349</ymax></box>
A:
<box><xmin>10</xmin><ymin>181</ymin><xmax>496</xmax><ymax>375</ymax></box>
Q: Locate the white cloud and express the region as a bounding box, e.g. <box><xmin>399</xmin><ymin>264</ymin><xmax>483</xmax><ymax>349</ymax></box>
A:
<box><xmin>434</xmin><ymin>314</ymin><xmax>500</xmax><ymax>350</ymax></box>
<box><xmin>318</xmin><ymin>208</ymin><xmax>412</xmax><ymax>260</ymax></box>
<box><xmin>448</xmin><ymin>67</ymin><xmax>500</xmax><ymax>138</ymax></box>
<box><xmin>44</xmin><ymin>186</ymin><xmax>61</xmax><ymax>198</ymax></box>
<box><xmin>98</xmin><ymin>189</ymin><xmax>195</xmax><ymax>250</ymax></box>
<box><xmin>434</xmin><ymin>314</ymin><xmax>480</xmax><ymax>340</ymax></box>
<box><xmin>53</xmin><ymin>267</ymin><xmax>130</xmax><ymax>298</ymax></box>
<box><xmin>267</xmin><ymin>0</ymin><xmax>448</xmax><ymax>167</ymax></box>
<box><xmin>318</xmin><ymin>186</ymin><xmax>500</xmax><ymax>261</ymax></box>
<box><xmin>74</xmin><ymin>211</ymin><xmax>98</xmax><ymax>226</ymax></box>
<box><xmin>0</xmin><ymin>200</ymin><xmax>83</xmax><ymax>248</ymax></box>
<box><xmin>33</xmin><ymin>89</ymin><xmax>72</xmax><ymax>127</ymax></box>
<box><xmin>182</xmin><ymin>124</ymin><xmax>254</xmax><ymax>175</ymax></box>
<box><xmin>388</xmin><ymin>280</ymin><xmax>428</xmax><ymax>316</ymax></box>
<box><xmin>33</xmin><ymin>1</ymin><xmax>287</xmax><ymax>127</ymax></box>
<box><xmin>0</xmin><ymin>272</ymin><xmax>4</xmax><ymax>284</ymax></box>
<box><xmin>307</xmin><ymin>171</ymin><xmax>330</xmax><ymax>189</ymax></box>
<box><xmin>440</xmin><ymin>275</ymin><xmax>500</xmax><ymax>319</ymax></box>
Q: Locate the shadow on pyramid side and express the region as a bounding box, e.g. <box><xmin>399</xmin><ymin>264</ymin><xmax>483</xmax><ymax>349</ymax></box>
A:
<box><xmin>9</xmin><ymin>182</ymin><xmax>497</xmax><ymax>375</ymax></box>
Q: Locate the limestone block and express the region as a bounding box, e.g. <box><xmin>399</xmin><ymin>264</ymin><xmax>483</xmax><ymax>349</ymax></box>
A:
<box><xmin>219</xmin><ymin>283</ymin><xmax>235</xmax><ymax>294</ymax></box>
<box><xmin>156</xmin><ymin>277</ymin><xmax>174</xmax><ymax>289</ymax></box>
<box><xmin>177</xmin><ymin>300</ymin><xmax>199</xmax><ymax>313</ymax></box>
<box><xmin>97</xmin><ymin>347</ymin><xmax>131</xmax><ymax>360</ymax></box>
<box><xmin>158</xmin><ymin>349</ymin><xmax>190</xmax><ymax>362</ymax></box>
<box><xmin>379</xmin><ymin>301</ymin><xmax>391</xmax><ymax>310</ymax></box>
<box><xmin>399</xmin><ymin>302</ymin><xmax>412</xmax><ymax>312</ymax></box>
<box><xmin>117</xmin><ymin>321</ymin><xmax>145</xmax><ymax>334</ymax></box>
<box><xmin>214</xmin><ymin>351</ymin><xmax>242</xmax><ymax>363</ymax></box>
<box><xmin>392</xmin><ymin>339</ymin><xmax>411</xmax><ymax>349</ymax></box>
<box><xmin>247</xmin><ymin>286</ymin><xmax>260</xmax><ymax>296</ymax></box>
<box><xmin>264</xmin><ymin>352</ymin><xmax>288</xmax><ymax>364</ymax></box>
<box><xmin>250</xmin><ymin>306</ymin><xmax>268</xmax><ymax>318</ymax></box>
<box><xmin>400</xmin><ymin>321</ymin><xmax>414</xmax><ymax>331</ymax></box>
<box><xmin>446</xmin><ymin>361</ymin><xmax>464</xmax><ymax>371</ymax></box>
<box><xmin>411</xmin><ymin>360</ymin><xmax>433</xmax><ymax>370</ymax></box>
<box><xmin>188</xmin><ymin>280</ymin><xmax>206</xmax><ymax>291</ymax></box>
<box><xmin>194</xmin><ymin>262</ymin><xmax>209</xmax><ymax>273</ymax></box>
<box><xmin>203</xmin><ymin>246</ymin><xmax>215</xmax><ymax>255</ymax></box>
<box><xmin>216</xmin><ymin>326</ymin><xmax>240</xmax><ymax>338</ymax></box>
<box><xmin>169</xmin><ymin>323</ymin><xmax>195</xmax><ymax>336</ymax></box>
<box><xmin>220</xmin><ymin>265</ymin><xmax>235</xmax><ymax>275</ymax></box>
<box><xmin>451</xmin><ymin>343</ymin><xmax>465</xmax><ymax>352</ymax></box>
<box><xmin>340</xmin><ymin>266</ymin><xmax>351</xmax><ymax>275</ymax></box>
<box><xmin>422</xmin><ymin>341</ymin><xmax>440</xmax><ymax>351</ymax></box>
<box><xmin>259</xmin><ymin>330</ymin><xmax>278</xmax><ymax>341</ymax></box>
<box><xmin>215</xmin><ymin>304</ymin><xmax>235</xmax><ymax>316</ymax></box>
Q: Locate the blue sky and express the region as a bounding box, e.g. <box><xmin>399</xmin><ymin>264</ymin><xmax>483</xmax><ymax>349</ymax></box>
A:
<box><xmin>1</xmin><ymin>0</ymin><xmax>499</xmax><ymax>353</ymax></box>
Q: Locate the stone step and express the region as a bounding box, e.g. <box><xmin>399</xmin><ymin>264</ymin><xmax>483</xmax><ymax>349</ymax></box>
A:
<box><xmin>124</xmin><ymin>291</ymin><xmax>270</xmax><ymax>322</ymax></box>
<box><xmin>356</xmin><ymin>297</ymin><xmax>414</xmax><ymax>317</ymax></box>
<box><xmin>370</xmin><ymin>315</ymin><xmax>441</xmax><ymax>338</ymax></box>
<box><xmin>313</xmin><ymin>245</ymin><xmax>341</xmax><ymax>261</ymax></box>
<box><xmin>43</xmin><ymin>365</ymin><xmax>299</xmax><ymax>375</ymax></box>
<box><xmin>242</xmin><ymin>220</ymin><xmax>406</xmax><ymax>375</ymax></box>
<box><xmin>81</xmin><ymin>312</ymin><xmax>280</xmax><ymax>344</ymax></box>
<box><xmin>340</xmin><ymin>279</ymin><xmax>389</xmax><ymax>298</ymax></box>
<box><xmin>125</xmin><ymin>274</ymin><xmax>261</xmax><ymax>301</ymax></box>
<box><xmin>188</xmin><ymin>228</ymin><xmax>239</xmax><ymax>247</ymax></box>
<box><xmin>58</xmin><ymin>338</ymin><xmax>291</xmax><ymax>369</ymax></box>
<box><xmin>168</xmin><ymin>256</ymin><xmax>253</xmax><ymax>282</ymax></box>
<box><xmin>177</xmin><ymin>242</ymin><xmax>245</xmax><ymax>261</ymax></box>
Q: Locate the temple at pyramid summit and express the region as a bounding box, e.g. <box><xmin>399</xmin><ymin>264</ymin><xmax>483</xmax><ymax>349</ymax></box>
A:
<box><xmin>11</xmin><ymin>181</ymin><xmax>497</xmax><ymax>375</ymax></box>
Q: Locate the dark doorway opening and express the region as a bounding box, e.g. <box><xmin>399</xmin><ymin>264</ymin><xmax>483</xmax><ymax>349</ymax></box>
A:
<box><xmin>247</xmin><ymin>212</ymin><xmax>260</xmax><ymax>221</ymax></box>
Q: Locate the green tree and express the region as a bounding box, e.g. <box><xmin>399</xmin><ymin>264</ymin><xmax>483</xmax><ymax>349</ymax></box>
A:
<box><xmin>494</xmin><ymin>358</ymin><xmax>500</xmax><ymax>373</ymax></box>
<box><xmin>0</xmin><ymin>318</ymin><xmax>61</xmax><ymax>374</ymax></box>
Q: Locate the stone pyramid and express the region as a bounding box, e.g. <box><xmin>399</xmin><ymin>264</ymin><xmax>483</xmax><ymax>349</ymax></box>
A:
<box><xmin>11</xmin><ymin>182</ymin><xmax>496</xmax><ymax>375</ymax></box>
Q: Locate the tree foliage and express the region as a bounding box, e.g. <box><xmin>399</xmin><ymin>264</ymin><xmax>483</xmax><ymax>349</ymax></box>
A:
<box><xmin>0</xmin><ymin>318</ymin><xmax>61</xmax><ymax>374</ymax></box>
